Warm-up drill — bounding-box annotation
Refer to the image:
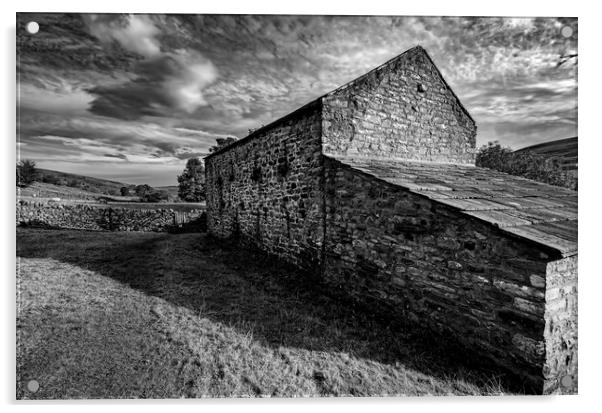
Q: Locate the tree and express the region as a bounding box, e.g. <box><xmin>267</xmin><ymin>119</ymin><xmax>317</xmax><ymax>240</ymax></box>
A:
<box><xmin>143</xmin><ymin>190</ymin><xmax>169</xmax><ymax>203</ymax></box>
<box><xmin>133</xmin><ymin>184</ymin><xmax>168</xmax><ymax>202</ymax></box>
<box><xmin>120</xmin><ymin>186</ymin><xmax>130</xmax><ymax>196</ymax></box>
<box><xmin>476</xmin><ymin>141</ymin><xmax>577</xmax><ymax>190</ymax></box>
<box><xmin>134</xmin><ymin>184</ymin><xmax>152</xmax><ymax>199</ymax></box>
<box><xmin>177</xmin><ymin>158</ymin><xmax>205</xmax><ymax>202</ymax></box>
<box><xmin>209</xmin><ymin>137</ymin><xmax>238</xmax><ymax>153</ymax></box>
<box><xmin>16</xmin><ymin>160</ymin><xmax>38</xmax><ymax>187</ymax></box>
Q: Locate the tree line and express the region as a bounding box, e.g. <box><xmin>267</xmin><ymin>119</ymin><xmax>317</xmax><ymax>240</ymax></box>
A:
<box><xmin>476</xmin><ymin>141</ymin><xmax>577</xmax><ymax>190</ymax></box>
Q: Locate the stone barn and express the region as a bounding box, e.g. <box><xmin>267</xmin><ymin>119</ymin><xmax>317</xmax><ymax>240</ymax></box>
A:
<box><xmin>204</xmin><ymin>46</ymin><xmax>578</xmax><ymax>394</ymax></box>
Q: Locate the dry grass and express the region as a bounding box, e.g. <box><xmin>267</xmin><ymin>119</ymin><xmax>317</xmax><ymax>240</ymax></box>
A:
<box><xmin>17</xmin><ymin>182</ymin><xmax>115</xmax><ymax>201</ymax></box>
<box><xmin>16</xmin><ymin>228</ymin><xmax>513</xmax><ymax>399</ymax></box>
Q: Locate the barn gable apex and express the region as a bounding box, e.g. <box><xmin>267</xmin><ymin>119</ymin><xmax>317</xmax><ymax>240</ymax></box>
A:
<box><xmin>324</xmin><ymin>45</ymin><xmax>474</xmax><ymax>125</ymax></box>
<box><xmin>321</xmin><ymin>46</ymin><xmax>477</xmax><ymax>164</ymax></box>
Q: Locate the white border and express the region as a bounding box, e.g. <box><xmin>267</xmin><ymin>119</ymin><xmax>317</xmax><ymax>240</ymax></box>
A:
<box><xmin>3</xmin><ymin>1</ymin><xmax>598</xmax><ymax>412</ymax></box>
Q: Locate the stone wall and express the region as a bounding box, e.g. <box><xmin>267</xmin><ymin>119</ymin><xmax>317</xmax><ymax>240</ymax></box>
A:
<box><xmin>16</xmin><ymin>200</ymin><xmax>205</xmax><ymax>232</ymax></box>
<box><xmin>322</xmin><ymin>46</ymin><xmax>476</xmax><ymax>164</ymax></box>
<box><xmin>322</xmin><ymin>158</ymin><xmax>577</xmax><ymax>393</ymax></box>
<box><xmin>543</xmin><ymin>256</ymin><xmax>578</xmax><ymax>393</ymax></box>
<box><xmin>204</xmin><ymin>102</ymin><xmax>325</xmax><ymax>273</ymax></box>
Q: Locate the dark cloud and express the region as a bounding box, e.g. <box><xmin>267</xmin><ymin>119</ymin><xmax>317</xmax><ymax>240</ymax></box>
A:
<box><xmin>87</xmin><ymin>52</ymin><xmax>216</xmax><ymax>120</ymax></box>
<box><xmin>104</xmin><ymin>153</ymin><xmax>127</xmax><ymax>159</ymax></box>
<box><xmin>17</xmin><ymin>13</ymin><xmax>140</xmax><ymax>87</ymax></box>
<box><xmin>84</xmin><ymin>14</ymin><xmax>218</xmax><ymax>120</ymax></box>
<box><xmin>86</xmin><ymin>55</ymin><xmax>178</xmax><ymax>120</ymax></box>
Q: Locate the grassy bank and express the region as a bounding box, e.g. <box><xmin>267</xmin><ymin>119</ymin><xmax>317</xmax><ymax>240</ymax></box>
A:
<box><xmin>16</xmin><ymin>228</ymin><xmax>509</xmax><ymax>399</ymax></box>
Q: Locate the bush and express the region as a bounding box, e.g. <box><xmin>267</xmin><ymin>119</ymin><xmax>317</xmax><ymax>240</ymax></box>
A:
<box><xmin>133</xmin><ymin>184</ymin><xmax>168</xmax><ymax>202</ymax></box>
<box><xmin>134</xmin><ymin>184</ymin><xmax>153</xmax><ymax>198</ymax></box>
<box><xmin>41</xmin><ymin>174</ymin><xmax>60</xmax><ymax>185</ymax></box>
<box><xmin>142</xmin><ymin>190</ymin><xmax>169</xmax><ymax>203</ymax></box>
<box><xmin>16</xmin><ymin>160</ymin><xmax>38</xmax><ymax>187</ymax></box>
<box><xmin>476</xmin><ymin>142</ymin><xmax>577</xmax><ymax>190</ymax></box>
<box><xmin>209</xmin><ymin>137</ymin><xmax>238</xmax><ymax>153</ymax></box>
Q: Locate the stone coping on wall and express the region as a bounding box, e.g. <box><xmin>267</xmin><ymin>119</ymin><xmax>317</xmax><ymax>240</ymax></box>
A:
<box><xmin>334</xmin><ymin>157</ymin><xmax>577</xmax><ymax>258</ymax></box>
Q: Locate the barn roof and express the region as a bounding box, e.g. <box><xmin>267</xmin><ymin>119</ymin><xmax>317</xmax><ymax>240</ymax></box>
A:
<box><xmin>337</xmin><ymin>157</ymin><xmax>578</xmax><ymax>258</ymax></box>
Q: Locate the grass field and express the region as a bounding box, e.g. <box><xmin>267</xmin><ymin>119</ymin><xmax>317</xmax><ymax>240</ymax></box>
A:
<box><xmin>17</xmin><ymin>182</ymin><xmax>127</xmax><ymax>201</ymax></box>
<box><xmin>16</xmin><ymin>228</ymin><xmax>511</xmax><ymax>399</ymax></box>
<box><xmin>17</xmin><ymin>182</ymin><xmax>205</xmax><ymax>212</ymax></box>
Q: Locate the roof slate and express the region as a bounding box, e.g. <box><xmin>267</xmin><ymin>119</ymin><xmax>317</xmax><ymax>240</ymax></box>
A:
<box><xmin>337</xmin><ymin>157</ymin><xmax>577</xmax><ymax>257</ymax></box>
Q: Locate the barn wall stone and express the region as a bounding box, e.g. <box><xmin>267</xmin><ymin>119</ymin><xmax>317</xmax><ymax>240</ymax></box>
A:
<box><xmin>204</xmin><ymin>102</ymin><xmax>325</xmax><ymax>273</ymax></box>
<box><xmin>543</xmin><ymin>255</ymin><xmax>578</xmax><ymax>394</ymax></box>
<box><xmin>322</xmin><ymin>47</ymin><xmax>477</xmax><ymax>164</ymax></box>
<box><xmin>322</xmin><ymin>158</ymin><xmax>576</xmax><ymax>393</ymax></box>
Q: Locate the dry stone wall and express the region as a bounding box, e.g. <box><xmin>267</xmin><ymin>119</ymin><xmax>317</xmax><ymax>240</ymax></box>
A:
<box><xmin>322</xmin><ymin>158</ymin><xmax>576</xmax><ymax>393</ymax></box>
<box><xmin>205</xmin><ymin>102</ymin><xmax>325</xmax><ymax>273</ymax></box>
<box><xmin>322</xmin><ymin>47</ymin><xmax>476</xmax><ymax>164</ymax></box>
<box><xmin>16</xmin><ymin>200</ymin><xmax>205</xmax><ymax>232</ymax></box>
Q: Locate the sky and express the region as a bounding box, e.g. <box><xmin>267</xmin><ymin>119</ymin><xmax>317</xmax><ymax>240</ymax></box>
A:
<box><xmin>16</xmin><ymin>14</ymin><xmax>578</xmax><ymax>186</ymax></box>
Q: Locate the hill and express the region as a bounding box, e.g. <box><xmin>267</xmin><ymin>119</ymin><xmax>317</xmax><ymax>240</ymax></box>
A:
<box><xmin>19</xmin><ymin>168</ymin><xmax>204</xmax><ymax>203</ymax></box>
<box><xmin>36</xmin><ymin>169</ymin><xmax>134</xmax><ymax>196</ymax></box>
<box><xmin>17</xmin><ymin>181</ymin><xmax>131</xmax><ymax>202</ymax></box>
<box><xmin>20</xmin><ymin>169</ymin><xmax>182</xmax><ymax>202</ymax></box>
<box><xmin>515</xmin><ymin>136</ymin><xmax>577</xmax><ymax>172</ymax></box>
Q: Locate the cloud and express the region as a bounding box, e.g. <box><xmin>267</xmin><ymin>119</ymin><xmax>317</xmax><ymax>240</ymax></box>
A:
<box><xmin>19</xmin><ymin>82</ymin><xmax>93</xmax><ymax>115</ymax></box>
<box><xmin>85</xmin><ymin>14</ymin><xmax>161</xmax><ymax>58</ymax></box>
<box><xmin>86</xmin><ymin>51</ymin><xmax>217</xmax><ymax>119</ymax></box>
<box><xmin>104</xmin><ymin>153</ymin><xmax>127</xmax><ymax>160</ymax></box>
<box><xmin>84</xmin><ymin>14</ymin><xmax>218</xmax><ymax>120</ymax></box>
<box><xmin>477</xmin><ymin>119</ymin><xmax>577</xmax><ymax>149</ymax></box>
<box><xmin>18</xmin><ymin>107</ymin><xmax>232</xmax><ymax>167</ymax></box>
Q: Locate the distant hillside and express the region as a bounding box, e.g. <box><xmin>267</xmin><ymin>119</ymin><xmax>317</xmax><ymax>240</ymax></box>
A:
<box><xmin>17</xmin><ymin>181</ymin><xmax>142</xmax><ymax>202</ymax></box>
<box><xmin>19</xmin><ymin>168</ymin><xmax>188</xmax><ymax>202</ymax></box>
<box><xmin>36</xmin><ymin>169</ymin><xmax>134</xmax><ymax>196</ymax></box>
<box><xmin>515</xmin><ymin>137</ymin><xmax>577</xmax><ymax>172</ymax></box>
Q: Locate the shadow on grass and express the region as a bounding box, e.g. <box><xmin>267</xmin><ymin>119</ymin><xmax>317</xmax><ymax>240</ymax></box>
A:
<box><xmin>16</xmin><ymin>228</ymin><xmax>521</xmax><ymax>394</ymax></box>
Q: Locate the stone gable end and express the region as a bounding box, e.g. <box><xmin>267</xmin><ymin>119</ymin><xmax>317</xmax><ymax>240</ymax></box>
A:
<box><xmin>322</xmin><ymin>46</ymin><xmax>477</xmax><ymax>164</ymax></box>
